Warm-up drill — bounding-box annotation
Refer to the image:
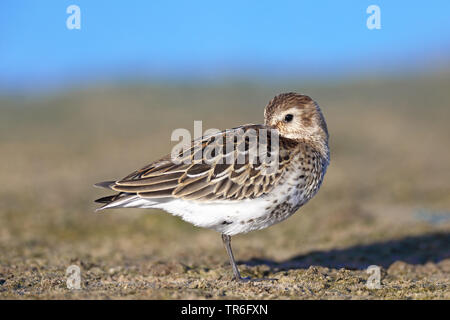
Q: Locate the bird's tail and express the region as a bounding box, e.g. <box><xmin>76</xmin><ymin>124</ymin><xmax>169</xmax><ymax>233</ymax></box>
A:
<box><xmin>93</xmin><ymin>181</ymin><xmax>116</xmax><ymax>190</ymax></box>
<box><xmin>94</xmin><ymin>180</ymin><xmax>130</xmax><ymax>211</ymax></box>
<box><xmin>94</xmin><ymin>193</ymin><xmax>142</xmax><ymax>212</ymax></box>
<box><xmin>94</xmin><ymin>180</ymin><xmax>166</xmax><ymax>211</ymax></box>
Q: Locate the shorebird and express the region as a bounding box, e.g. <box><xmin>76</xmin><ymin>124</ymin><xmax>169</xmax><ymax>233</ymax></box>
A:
<box><xmin>95</xmin><ymin>92</ymin><xmax>329</xmax><ymax>282</ymax></box>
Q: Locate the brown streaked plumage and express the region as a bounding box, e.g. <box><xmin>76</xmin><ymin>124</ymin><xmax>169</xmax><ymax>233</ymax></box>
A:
<box><xmin>96</xmin><ymin>125</ymin><xmax>295</xmax><ymax>204</ymax></box>
<box><xmin>95</xmin><ymin>92</ymin><xmax>330</xmax><ymax>282</ymax></box>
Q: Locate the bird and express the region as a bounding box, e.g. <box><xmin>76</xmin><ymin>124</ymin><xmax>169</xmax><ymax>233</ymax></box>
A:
<box><xmin>94</xmin><ymin>92</ymin><xmax>330</xmax><ymax>282</ymax></box>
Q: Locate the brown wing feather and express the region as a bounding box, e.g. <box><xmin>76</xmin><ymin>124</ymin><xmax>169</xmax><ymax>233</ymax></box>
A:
<box><xmin>110</xmin><ymin>124</ymin><xmax>297</xmax><ymax>202</ymax></box>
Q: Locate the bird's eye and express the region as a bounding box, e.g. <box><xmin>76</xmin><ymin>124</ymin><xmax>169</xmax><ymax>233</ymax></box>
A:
<box><xmin>284</xmin><ymin>114</ymin><xmax>294</xmax><ymax>122</ymax></box>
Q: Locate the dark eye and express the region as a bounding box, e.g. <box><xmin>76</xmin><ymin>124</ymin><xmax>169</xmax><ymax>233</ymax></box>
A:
<box><xmin>284</xmin><ymin>114</ymin><xmax>293</xmax><ymax>122</ymax></box>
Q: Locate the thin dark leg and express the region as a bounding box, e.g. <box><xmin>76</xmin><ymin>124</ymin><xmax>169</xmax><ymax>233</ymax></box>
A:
<box><xmin>221</xmin><ymin>234</ymin><xmax>243</xmax><ymax>280</ymax></box>
<box><xmin>221</xmin><ymin>234</ymin><xmax>277</xmax><ymax>282</ymax></box>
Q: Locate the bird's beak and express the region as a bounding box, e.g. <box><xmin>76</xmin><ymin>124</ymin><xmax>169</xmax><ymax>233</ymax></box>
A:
<box><xmin>275</xmin><ymin>121</ymin><xmax>283</xmax><ymax>131</ymax></box>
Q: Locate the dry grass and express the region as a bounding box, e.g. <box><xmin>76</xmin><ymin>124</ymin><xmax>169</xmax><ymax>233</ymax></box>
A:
<box><xmin>0</xmin><ymin>74</ymin><xmax>449</xmax><ymax>299</ymax></box>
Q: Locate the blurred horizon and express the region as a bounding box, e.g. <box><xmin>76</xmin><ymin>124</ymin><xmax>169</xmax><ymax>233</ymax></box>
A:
<box><xmin>1</xmin><ymin>1</ymin><xmax>450</xmax><ymax>94</ymax></box>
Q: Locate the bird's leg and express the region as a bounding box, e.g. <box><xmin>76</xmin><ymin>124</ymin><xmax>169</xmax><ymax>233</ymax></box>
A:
<box><xmin>221</xmin><ymin>234</ymin><xmax>277</xmax><ymax>282</ymax></box>
<box><xmin>221</xmin><ymin>234</ymin><xmax>244</xmax><ymax>281</ymax></box>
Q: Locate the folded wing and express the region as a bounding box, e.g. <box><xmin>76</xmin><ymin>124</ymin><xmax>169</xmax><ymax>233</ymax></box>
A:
<box><xmin>95</xmin><ymin>124</ymin><xmax>297</xmax><ymax>207</ymax></box>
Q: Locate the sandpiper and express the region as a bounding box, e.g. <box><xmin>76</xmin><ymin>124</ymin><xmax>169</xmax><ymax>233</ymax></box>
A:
<box><xmin>95</xmin><ymin>92</ymin><xmax>330</xmax><ymax>282</ymax></box>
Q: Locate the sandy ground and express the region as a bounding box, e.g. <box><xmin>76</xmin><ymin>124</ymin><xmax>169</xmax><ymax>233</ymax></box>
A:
<box><xmin>0</xmin><ymin>75</ymin><xmax>449</xmax><ymax>299</ymax></box>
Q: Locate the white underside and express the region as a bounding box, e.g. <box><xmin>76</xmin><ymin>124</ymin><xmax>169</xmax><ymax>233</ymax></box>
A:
<box><xmin>107</xmin><ymin>194</ymin><xmax>282</xmax><ymax>235</ymax></box>
<box><xmin>159</xmin><ymin>197</ymin><xmax>273</xmax><ymax>235</ymax></box>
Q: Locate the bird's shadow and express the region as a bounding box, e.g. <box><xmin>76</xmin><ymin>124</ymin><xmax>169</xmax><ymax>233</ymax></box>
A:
<box><xmin>240</xmin><ymin>232</ymin><xmax>450</xmax><ymax>270</ymax></box>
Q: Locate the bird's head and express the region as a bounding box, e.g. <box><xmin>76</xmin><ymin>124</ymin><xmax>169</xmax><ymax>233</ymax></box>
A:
<box><xmin>264</xmin><ymin>92</ymin><xmax>328</xmax><ymax>141</ymax></box>
<box><xmin>264</xmin><ymin>92</ymin><xmax>329</xmax><ymax>158</ymax></box>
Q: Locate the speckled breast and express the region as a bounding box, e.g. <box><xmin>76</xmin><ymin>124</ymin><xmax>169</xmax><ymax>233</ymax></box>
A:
<box><xmin>265</xmin><ymin>147</ymin><xmax>328</xmax><ymax>225</ymax></box>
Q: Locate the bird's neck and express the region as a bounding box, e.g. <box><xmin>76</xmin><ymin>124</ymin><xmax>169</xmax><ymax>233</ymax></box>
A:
<box><xmin>297</xmin><ymin>136</ymin><xmax>330</xmax><ymax>164</ymax></box>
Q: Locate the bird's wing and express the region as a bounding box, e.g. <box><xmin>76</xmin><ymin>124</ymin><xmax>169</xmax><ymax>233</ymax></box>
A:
<box><xmin>104</xmin><ymin>124</ymin><xmax>298</xmax><ymax>202</ymax></box>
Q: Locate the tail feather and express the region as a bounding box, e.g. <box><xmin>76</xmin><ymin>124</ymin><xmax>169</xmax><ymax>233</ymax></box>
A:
<box><xmin>95</xmin><ymin>193</ymin><xmax>138</xmax><ymax>212</ymax></box>
<box><xmin>94</xmin><ymin>181</ymin><xmax>116</xmax><ymax>190</ymax></box>
<box><xmin>94</xmin><ymin>180</ymin><xmax>173</xmax><ymax>212</ymax></box>
<box><xmin>95</xmin><ymin>194</ymin><xmax>121</xmax><ymax>204</ymax></box>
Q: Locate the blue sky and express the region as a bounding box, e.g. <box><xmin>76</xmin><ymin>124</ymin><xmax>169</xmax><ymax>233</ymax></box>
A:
<box><xmin>1</xmin><ymin>1</ymin><xmax>450</xmax><ymax>91</ymax></box>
